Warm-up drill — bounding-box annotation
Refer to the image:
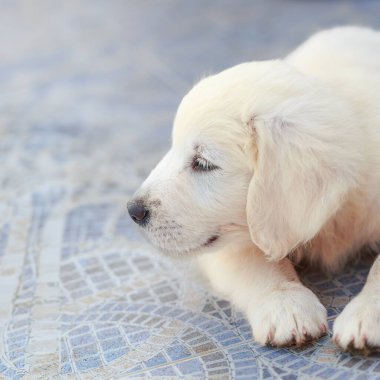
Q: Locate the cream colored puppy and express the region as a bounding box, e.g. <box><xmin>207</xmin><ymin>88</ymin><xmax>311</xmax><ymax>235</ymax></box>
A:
<box><xmin>128</xmin><ymin>27</ymin><xmax>380</xmax><ymax>351</ymax></box>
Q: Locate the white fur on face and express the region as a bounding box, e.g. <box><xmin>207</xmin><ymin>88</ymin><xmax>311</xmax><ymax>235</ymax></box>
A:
<box><xmin>135</xmin><ymin>135</ymin><xmax>252</xmax><ymax>256</ymax></box>
<box><xmin>132</xmin><ymin>63</ymin><xmax>280</xmax><ymax>256</ymax></box>
<box><xmin>132</xmin><ymin>64</ymin><xmax>282</xmax><ymax>256</ymax></box>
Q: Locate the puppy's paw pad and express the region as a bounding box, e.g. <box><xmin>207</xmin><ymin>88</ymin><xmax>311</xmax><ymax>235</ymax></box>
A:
<box><xmin>249</xmin><ymin>286</ymin><xmax>327</xmax><ymax>347</ymax></box>
<box><xmin>333</xmin><ymin>295</ymin><xmax>380</xmax><ymax>353</ymax></box>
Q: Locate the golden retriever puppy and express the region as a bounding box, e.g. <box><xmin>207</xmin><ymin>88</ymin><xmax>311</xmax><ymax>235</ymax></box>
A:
<box><xmin>128</xmin><ymin>27</ymin><xmax>380</xmax><ymax>351</ymax></box>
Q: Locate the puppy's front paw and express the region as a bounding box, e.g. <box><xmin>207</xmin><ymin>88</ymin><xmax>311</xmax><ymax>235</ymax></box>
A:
<box><xmin>333</xmin><ymin>294</ymin><xmax>380</xmax><ymax>353</ymax></box>
<box><xmin>248</xmin><ymin>285</ymin><xmax>327</xmax><ymax>347</ymax></box>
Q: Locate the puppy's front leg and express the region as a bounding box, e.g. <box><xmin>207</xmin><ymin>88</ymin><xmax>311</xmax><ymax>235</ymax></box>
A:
<box><xmin>333</xmin><ymin>255</ymin><xmax>380</xmax><ymax>352</ymax></box>
<box><xmin>198</xmin><ymin>247</ymin><xmax>327</xmax><ymax>346</ymax></box>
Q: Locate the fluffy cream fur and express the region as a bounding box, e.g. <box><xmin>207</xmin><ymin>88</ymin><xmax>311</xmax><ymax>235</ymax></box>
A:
<box><xmin>130</xmin><ymin>27</ymin><xmax>380</xmax><ymax>351</ymax></box>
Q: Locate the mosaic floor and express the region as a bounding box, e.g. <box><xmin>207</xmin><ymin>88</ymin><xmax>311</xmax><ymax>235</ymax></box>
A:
<box><xmin>1</xmin><ymin>1</ymin><xmax>380</xmax><ymax>379</ymax></box>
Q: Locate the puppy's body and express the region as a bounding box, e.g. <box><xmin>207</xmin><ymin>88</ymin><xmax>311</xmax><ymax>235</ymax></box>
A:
<box><xmin>129</xmin><ymin>27</ymin><xmax>380</xmax><ymax>351</ymax></box>
<box><xmin>287</xmin><ymin>28</ymin><xmax>380</xmax><ymax>270</ymax></box>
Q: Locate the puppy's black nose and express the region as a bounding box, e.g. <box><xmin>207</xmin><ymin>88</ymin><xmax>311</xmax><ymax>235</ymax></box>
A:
<box><xmin>127</xmin><ymin>201</ymin><xmax>150</xmax><ymax>226</ymax></box>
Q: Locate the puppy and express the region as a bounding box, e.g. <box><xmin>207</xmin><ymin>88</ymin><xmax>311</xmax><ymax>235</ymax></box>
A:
<box><xmin>128</xmin><ymin>27</ymin><xmax>380</xmax><ymax>351</ymax></box>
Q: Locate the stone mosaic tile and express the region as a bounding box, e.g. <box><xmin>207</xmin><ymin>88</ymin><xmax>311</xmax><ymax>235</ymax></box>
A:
<box><xmin>0</xmin><ymin>0</ymin><xmax>380</xmax><ymax>378</ymax></box>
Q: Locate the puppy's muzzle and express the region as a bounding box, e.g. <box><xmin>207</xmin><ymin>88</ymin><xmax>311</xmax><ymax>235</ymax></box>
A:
<box><xmin>127</xmin><ymin>200</ymin><xmax>150</xmax><ymax>226</ymax></box>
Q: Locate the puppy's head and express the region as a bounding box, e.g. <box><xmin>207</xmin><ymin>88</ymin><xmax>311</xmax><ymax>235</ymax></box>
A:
<box><xmin>128</xmin><ymin>61</ymin><xmax>363</xmax><ymax>258</ymax></box>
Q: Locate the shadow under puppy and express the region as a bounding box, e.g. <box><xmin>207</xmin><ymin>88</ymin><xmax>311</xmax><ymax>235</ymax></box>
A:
<box><xmin>128</xmin><ymin>27</ymin><xmax>380</xmax><ymax>352</ymax></box>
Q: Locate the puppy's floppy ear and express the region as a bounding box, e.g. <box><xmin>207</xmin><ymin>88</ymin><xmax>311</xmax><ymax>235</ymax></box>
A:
<box><xmin>246</xmin><ymin>99</ymin><xmax>362</xmax><ymax>261</ymax></box>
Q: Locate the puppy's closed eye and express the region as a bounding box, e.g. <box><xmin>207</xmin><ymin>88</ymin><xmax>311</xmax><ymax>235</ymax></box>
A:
<box><xmin>191</xmin><ymin>156</ymin><xmax>219</xmax><ymax>172</ymax></box>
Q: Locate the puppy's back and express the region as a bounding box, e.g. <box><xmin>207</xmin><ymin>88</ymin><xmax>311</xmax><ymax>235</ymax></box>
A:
<box><xmin>286</xmin><ymin>26</ymin><xmax>380</xmax><ymax>76</ymax></box>
<box><xmin>287</xmin><ymin>27</ymin><xmax>380</xmax><ymax>137</ymax></box>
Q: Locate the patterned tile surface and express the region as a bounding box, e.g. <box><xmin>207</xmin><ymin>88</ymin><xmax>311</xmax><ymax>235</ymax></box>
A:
<box><xmin>0</xmin><ymin>0</ymin><xmax>380</xmax><ymax>379</ymax></box>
